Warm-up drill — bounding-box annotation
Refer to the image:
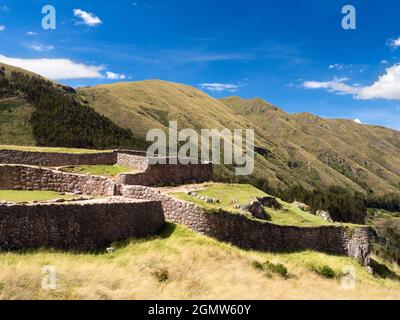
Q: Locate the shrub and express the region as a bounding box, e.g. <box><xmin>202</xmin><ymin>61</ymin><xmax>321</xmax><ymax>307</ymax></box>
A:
<box><xmin>312</xmin><ymin>265</ymin><xmax>336</xmax><ymax>279</ymax></box>
<box><xmin>264</xmin><ymin>261</ymin><xmax>288</xmax><ymax>278</ymax></box>
<box><xmin>251</xmin><ymin>260</ymin><xmax>264</xmax><ymax>271</ymax></box>
<box><xmin>372</xmin><ymin>218</ymin><xmax>400</xmax><ymax>264</ymax></box>
<box><xmin>152</xmin><ymin>267</ymin><xmax>169</xmax><ymax>283</ymax></box>
<box><xmin>251</xmin><ymin>260</ymin><xmax>288</xmax><ymax>278</ymax></box>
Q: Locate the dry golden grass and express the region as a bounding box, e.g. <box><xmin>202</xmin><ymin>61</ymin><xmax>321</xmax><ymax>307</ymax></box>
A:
<box><xmin>0</xmin><ymin>223</ymin><xmax>399</xmax><ymax>300</ymax></box>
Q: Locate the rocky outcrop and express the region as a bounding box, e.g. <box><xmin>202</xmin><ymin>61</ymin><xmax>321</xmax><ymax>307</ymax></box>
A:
<box><xmin>187</xmin><ymin>191</ymin><xmax>220</xmax><ymax>204</ymax></box>
<box><xmin>234</xmin><ymin>201</ymin><xmax>268</xmax><ymax>220</ymax></box>
<box><xmin>293</xmin><ymin>201</ymin><xmax>311</xmax><ymax>212</ymax></box>
<box><xmin>316</xmin><ymin>210</ymin><xmax>334</xmax><ymax>222</ymax></box>
<box><xmin>256</xmin><ymin>196</ymin><xmax>282</xmax><ymax>210</ymax></box>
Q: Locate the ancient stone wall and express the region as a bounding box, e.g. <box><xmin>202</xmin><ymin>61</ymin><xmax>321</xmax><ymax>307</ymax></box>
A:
<box><xmin>118</xmin><ymin>163</ymin><xmax>213</xmax><ymax>186</ymax></box>
<box><xmin>0</xmin><ymin>165</ymin><xmax>117</xmax><ymax>196</ymax></box>
<box><xmin>121</xmin><ymin>185</ymin><xmax>372</xmax><ymax>264</ymax></box>
<box><xmin>0</xmin><ymin>149</ymin><xmax>214</xmax><ymax>187</ymax></box>
<box><xmin>0</xmin><ymin>149</ymin><xmax>117</xmax><ymax>167</ymax></box>
<box><xmin>0</xmin><ymin>200</ymin><xmax>165</xmax><ymax>251</ymax></box>
<box><xmin>116</xmin><ymin>152</ymin><xmax>148</xmax><ymax>171</ymax></box>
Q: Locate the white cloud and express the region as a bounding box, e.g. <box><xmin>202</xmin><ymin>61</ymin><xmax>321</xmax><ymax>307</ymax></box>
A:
<box><xmin>0</xmin><ymin>25</ymin><xmax>5</xmax><ymax>32</ymax></box>
<box><xmin>328</xmin><ymin>64</ymin><xmax>344</xmax><ymax>70</ymax></box>
<box><xmin>303</xmin><ymin>64</ymin><xmax>400</xmax><ymax>100</ymax></box>
<box><xmin>105</xmin><ymin>71</ymin><xmax>126</xmax><ymax>80</ymax></box>
<box><xmin>381</xmin><ymin>59</ymin><xmax>389</xmax><ymax>65</ymax></box>
<box><xmin>199</xmin><ymin>83</ymin><xmax>240</xmax><ymax>92</ymax></box>
<box><xmin>0</xmin><ymin>54</ymin><xmax>126</xmax><ymax>81</ymax></box>
<box><xmin>26</xmin><ymin>43</ymin><xmax>54</xmax><ymax>52</ymax></box>
<box><xmin>354</xmin><ymin>118</ymin><xmax>363</xmax><ymax>124</ymax></box>
<box><xmin>0</xmin><ymin>54</ymin><xmax>105</xmax><ymax>80</ymax></box>
<box><xmin>303</xmin><ymin>77</ymin><xmax>359</xmax><ymax>95</ymax></box>
<box><xmin>388</xmin><ymin>37</ymin><xmax>400</xmax><ymax>49</ymax></box>
<box><xmin>73</xmin><ymin>9</ymin><xmax>102</xmax><ymax>27</ymax></box>
<box><xmin>26</xmin><ymin>31</ymin><xmax>38</xmax><ymax>36</ymax></box>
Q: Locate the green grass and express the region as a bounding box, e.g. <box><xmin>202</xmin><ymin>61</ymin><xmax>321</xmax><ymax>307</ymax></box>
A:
<box><xmin>59</xmin><ymin>165</ymin><xmax>135</xmax><ymax>177</ymax></box>
<box><xmin>0</xmin><ymin>145</ymin><xmax>112</xmax><ymax>154</ymax></box>
<box><xmin>0</xmin><ymin>222</ymin><xmax>398</xmax><ymax>299</ymax></box>
<box><xmin>0</xmin><ymin>190</ymin><xmax>75</xmax><ymax>203</ymax></box>
<box><xmin>172</xmin><ymin>183</ymin><xmax>331</xmax><ymax>227</ymax></box>
<box><xmin>0</xmin><ymin>98</ymin><xmax>36</xmax><ymax>146</ymax></box>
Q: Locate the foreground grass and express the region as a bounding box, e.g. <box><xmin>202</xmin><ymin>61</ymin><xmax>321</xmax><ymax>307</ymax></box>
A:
<box><xmin>0</xmin><ymin>223</ymin><xmax>399</xmax><ymax>300</ymax></box>
<box><xmin>172</xmin><ymin>183</ymin><xmax>330</xmax><ymax>227</ymax></box>
<box><xmin>0</xmin><ymin>190</ymin><xmax>75</xmax><ymax>203</ymax></box>
<box><xmin>59</xmin><ymin>165</ymin><xmax>135</xmax><ymax>177</ymax></box>
<box><xmin>0</xmin><ymin>145</ymin><xmax>111</xmax><ymax>154</ymax></box>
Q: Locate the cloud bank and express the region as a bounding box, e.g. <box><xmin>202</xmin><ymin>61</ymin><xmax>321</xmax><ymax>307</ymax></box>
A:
<box><xmin>0</xmin><ymin>54</ymin><xmax>125</xmax><ymax>81</ymax></box>
<box><xmin>303</xmin><ymin>64</ymin><xmax>400</xmax><ymax>100</ymax></box>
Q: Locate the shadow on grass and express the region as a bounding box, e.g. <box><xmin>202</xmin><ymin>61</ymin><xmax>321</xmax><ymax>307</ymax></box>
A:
<box><xmin>370</xmin><ymin>259</ymin><xmax>400</xmax><ymax>280</ymax></box>
<box><xmin>5</xmin><ymin>222</ymin><xmax>178</xmax><ymax>257</ymax></box>
<box><xmin>159</xmin><ymin>222</ymin><xmax>177</xmax><ymax>239</ymax></box>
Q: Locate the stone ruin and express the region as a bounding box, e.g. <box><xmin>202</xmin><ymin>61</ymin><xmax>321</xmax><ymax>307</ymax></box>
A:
<box><xmin>0</xmin><ymin>148</ymin><xmax>372</xmax><ymax>265</ymax></box>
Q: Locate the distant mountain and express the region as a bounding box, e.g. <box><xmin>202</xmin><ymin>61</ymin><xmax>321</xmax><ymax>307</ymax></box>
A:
<box><xmin>78</xmin><ymin>81</ymin><xmax>400</xmax><ymax>196</ymax></box>
<box><xmin>1</xmin><ymin>62</ymin><xmax>399</xmax><ymax>196</ymax></box>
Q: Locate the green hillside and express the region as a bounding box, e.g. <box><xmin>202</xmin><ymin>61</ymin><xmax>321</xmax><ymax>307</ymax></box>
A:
<box><xmin>0</xmin><ymin>62</ymin><xmax>146</xmax><ymax>150</ymax></box>
<box><xmin>1</xmin><ymin>62</ymin><xmax>400</xmax><ymax>197</ymax></box>
<box><xmin>221</xmin><ymin>97</ymin><xmax>400</xmax><ymax>196</ymax></box>
<box><xmin>78</xmin><ymin>81</ymin><xmax>400</xmax><ymax>197</ymax></box>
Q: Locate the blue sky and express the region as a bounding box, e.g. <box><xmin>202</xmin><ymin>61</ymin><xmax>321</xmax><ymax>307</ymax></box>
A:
<box><xmin>1</xmin><ymin>0</ymin><xmax>400</xmax><ymax>130</ymax></box>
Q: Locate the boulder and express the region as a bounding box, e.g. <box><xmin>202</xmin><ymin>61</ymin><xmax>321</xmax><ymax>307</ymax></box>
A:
<box><xmin>316</xmin><ymin>210</ymin><xmax>334</xmax><ymax>222</ymax></box>
<box><xmin>234</xmin><ymin>200</ymin><xmax>267</xmax><ymax>220</ymax></box>
<box><xmin>256</xmin><ymin>196</ymin><xmax>282</xmax><ymax>210</ymax></box>
<box><xmin>293</xmin><ymin>201</ymin><xmax>310</xmax><ymax>212</ymax></box>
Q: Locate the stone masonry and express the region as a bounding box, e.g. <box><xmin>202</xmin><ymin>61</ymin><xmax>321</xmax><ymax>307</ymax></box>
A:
<box><xmin>121</xmin><ymin>185</ymin><xmax>372</xmax><ymax>265</ymax></box>
<box><xmin>0</xmin><ymin>199</ymin><xmax>165</xmax><ymax>251</ymax></box>
<box><xmin>0</xmin><ymin>165</ymin><xmax>117</xmax><ymax>196</ymax></box>
<box><xmin>118</xmin><ymin>162</ymin><xmax>213</xmax><ymax>187</ymax></box>
<box><xmin>0</xmin><ymin>148</ymin><xmax>372</xmax><ymax>262</ymax></box>
<box><xmin>0</xmin><ymin>149</ymin><xmax>117</xmax><ymax>167</ymax></box>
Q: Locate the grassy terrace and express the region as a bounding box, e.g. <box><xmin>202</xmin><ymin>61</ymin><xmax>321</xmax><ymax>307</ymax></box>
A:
<box><xmin>0</xmin><ymin>222</ymin><xmax>398</xmax><ymax>299</ymax></box>
<box><xmin>0</xmin><ymin>190</ymin><xmax>75</xmax><ymax>203</ymax></box>
<box><xmin>0</xmin><ymin>145</ymin><xmax>112</xmax><ymax>154</ymax></box>
<box><xmin>172</xmin><ymin>183</ymin><xmax>334</xmax><ymax>227</ymax></box>
<box><xmin>59</xmin><ymin>165</ymin><xmax>136</xmax><ymax>177</ymax></box>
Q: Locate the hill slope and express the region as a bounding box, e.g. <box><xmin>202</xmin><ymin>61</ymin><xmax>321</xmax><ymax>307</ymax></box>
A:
<box><xmin>0</xmin><ymin>62</ymin><xmax>145</xmax><ymax>149</ymax></box>
<box><xmin>220</xmin><ymin>97</ymin><xmax>400</xmax><ymax>195</ymax></box>
<box><xmin>1</xmin><ymin>61</ymin><xmax>399</xmax><ymax>196</ymax></box>
<box><xmin>78</xmin><ymin>81</ymin><xmax>400</xmax><ymax>196</ymax></box>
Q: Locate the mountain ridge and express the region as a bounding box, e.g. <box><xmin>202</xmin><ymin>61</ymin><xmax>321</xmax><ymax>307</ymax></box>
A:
<box><xmin>1</xmin><ymin>62</ymin><xmax>399</xmax><ymax>196</ymax></box>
